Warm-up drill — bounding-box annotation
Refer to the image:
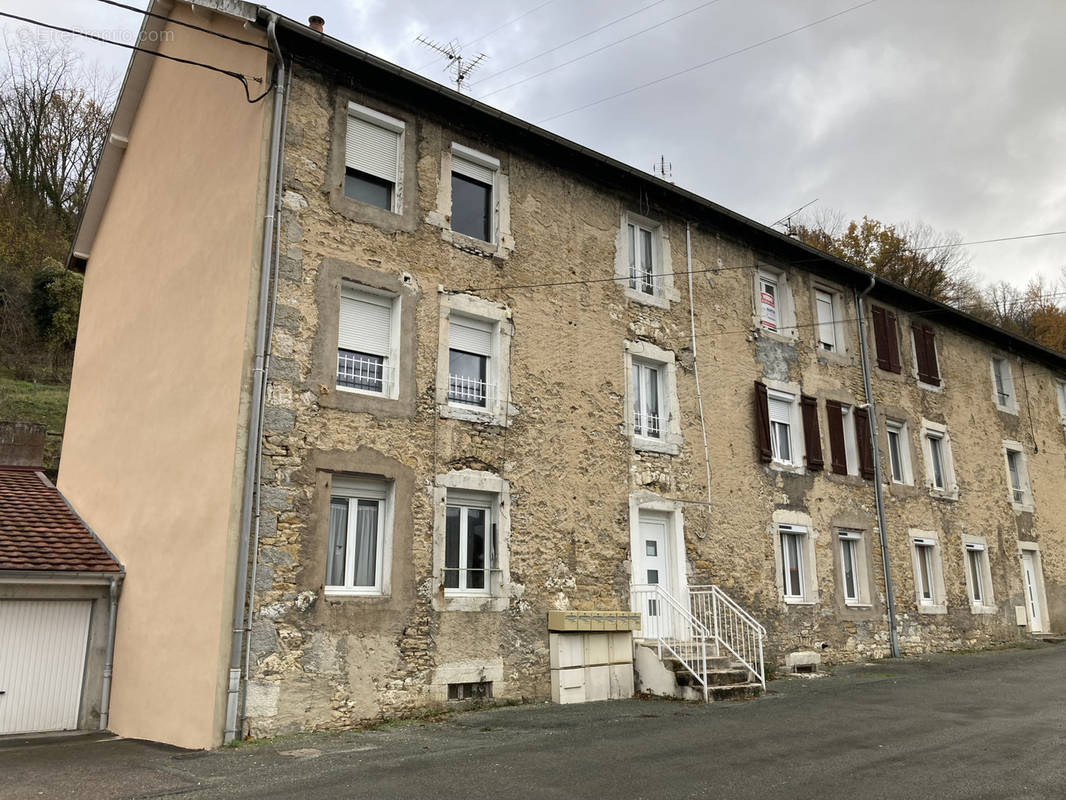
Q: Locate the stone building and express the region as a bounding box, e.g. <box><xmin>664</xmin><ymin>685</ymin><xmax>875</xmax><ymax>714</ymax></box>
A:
<box><xmin>58</xmin><ymin>0</ymin><xmax>1063</xmax><ymax>748</ymax></box>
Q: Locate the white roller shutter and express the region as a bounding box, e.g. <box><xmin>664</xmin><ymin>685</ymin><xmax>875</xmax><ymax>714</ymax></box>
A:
<box><xmin>338</xmin><ymin>287</ymin><xmax>393</xmax><ymax>356</ymax></box>
<box><xmin>449</xmin><ymin>316</ymin><xmax>493</xmax><ymax>356</ymax></box>
<box><xmin>768</xmin><ymin>395</ymin><xmax>791</xmax><ymax>426</ymax></box>
<box><xmin>451</xmin><ymin>144</ymin><xmax>498</xmax><ymax>186</ymax></box>
<box><xmin>345</xmin><ymin>107</ymin><xmax>402</xmax><ymax>184</ymax></box>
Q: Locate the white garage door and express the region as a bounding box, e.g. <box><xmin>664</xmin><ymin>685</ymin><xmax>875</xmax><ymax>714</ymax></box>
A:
<box><xmin>0</xmin><ymin>600</ymin><xmax>92</xmax><ymax>734</ymax></box>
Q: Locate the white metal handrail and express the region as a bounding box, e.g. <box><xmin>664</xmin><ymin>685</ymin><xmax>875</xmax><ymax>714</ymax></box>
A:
<box><xmin>630</xmin><ymin>583</ymin><xmax>712</xmax><ymax>702</ymax></box>
<box><xmin>688</xmin><ymin>585</ymin><xmax>766</xmax><ymax>689</ymax></box>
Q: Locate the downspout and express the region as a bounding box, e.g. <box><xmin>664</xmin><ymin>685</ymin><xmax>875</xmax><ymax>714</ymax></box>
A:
<box><xmin>855</xmin><ymin>275</ymin><xmax>900</xmax><ymax>659</ymax></box>
<box><xmin>225</xmin><ymin>14</ymin><xmax>286</xmax><ymax>744</ymax></box>
<box><xmin>686</xmin><ymin>223</ymin><xmax>711</xmax><ymax>540</ymax></box>
<box><xmin>98</xmin><ymin>574</ymin><xmax>121</xmax><ymax>730</ymax></box>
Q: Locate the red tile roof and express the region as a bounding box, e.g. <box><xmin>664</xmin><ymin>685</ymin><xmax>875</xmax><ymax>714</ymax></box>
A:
<box><xmin>0</xmin><ymin>467</ymin><xmax>121</xmax><ymax>573</ymax></box>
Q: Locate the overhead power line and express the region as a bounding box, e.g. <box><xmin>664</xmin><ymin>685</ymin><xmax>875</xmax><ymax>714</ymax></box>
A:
<box><xmin>94</xmin><ymin>0</ymin><xmax>270</xmax><ymax>50</ymax></box>
<box><xmin>414</xmin><ymin>0</ymin><xmax>559</xmax><ymax>72</ymax></box>
<box><xmin>0</xmin><ymin>11</ymin><xmax>272</xmax><ymax>103</ymax></box>
<box><xmin>537</xmin><ymin>0</ymin><xmax>879</xmax><ymax>124</ymax></box>
<box><xmin>911</xmin><ymin>231</ymin><xmax>1066</xmax><ymax>251</ymax></box>
<box><xmin>478</xmin><ymin>0</ymin><xmax>728</xmax><ymax>100</ymax></box>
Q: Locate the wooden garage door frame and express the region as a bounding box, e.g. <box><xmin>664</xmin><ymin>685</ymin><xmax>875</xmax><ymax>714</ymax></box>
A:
<box><xmin>0</xmin><ymin>599</ymin><xmax>92</xmax><ymax>734</ymax></box>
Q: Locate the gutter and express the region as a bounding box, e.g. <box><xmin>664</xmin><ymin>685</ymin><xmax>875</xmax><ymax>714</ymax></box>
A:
<box><xmin>224</xmin><ymin>11</ymin><xmax>286</xmax><ymax>744</ymax></box>
<box><xmin>855</xmin><ymin>275</ymin><xmax>900</xmax><ymax>659</ymax></box>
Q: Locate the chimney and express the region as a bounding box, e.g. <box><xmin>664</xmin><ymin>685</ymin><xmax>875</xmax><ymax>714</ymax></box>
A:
<box><xmin>0</xmin><ymin>422</ymin><xmax>47</xmax><ymax>467</ymax></box>
<box><xmin>308</xmin><ymin>16</ymin><xmax>324</xmax><ymax>33</ymax></box>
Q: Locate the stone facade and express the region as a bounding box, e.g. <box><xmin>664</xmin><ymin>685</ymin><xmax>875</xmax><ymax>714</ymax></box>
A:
<box><xmin>242</xmin><ymin>56</ymin><xmax>1066</xmax><ymax>736</ymax></box>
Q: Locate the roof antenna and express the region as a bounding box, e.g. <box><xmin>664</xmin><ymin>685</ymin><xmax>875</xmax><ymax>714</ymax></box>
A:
<box><xmin>771</xmin><ymin>198</ymin><xmax>819</xmax><ymax>236</ymax></box>
<box><xmin>415</xmin><ymin>36</ymin><xmax>488</xmax><ymax>93</ymax></box>
<box><xmin>653</xmin><ymin>155</ymin><xmax>673</xmax><ymax>183</ymax></box>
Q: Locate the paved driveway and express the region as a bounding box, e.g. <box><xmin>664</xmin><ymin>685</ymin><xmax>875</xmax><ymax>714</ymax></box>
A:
<box><xmin>4</xmin><ymin>645</ymin><xmax>1065</xmax><ymax>799</ymax></box>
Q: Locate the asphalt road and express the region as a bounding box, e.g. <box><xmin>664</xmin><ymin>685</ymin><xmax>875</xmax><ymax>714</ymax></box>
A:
<box><xmin>4</xmin><ymin>645</ymin><xmax>1065</xmax><ymax>799</ymax></box>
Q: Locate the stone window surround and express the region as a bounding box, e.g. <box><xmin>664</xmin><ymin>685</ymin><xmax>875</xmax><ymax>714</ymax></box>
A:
<box><xmin>325</xmin><ymin>89</ymin><xmax>419</xmax><ymax>234</ymax></box>
<box><xmin>324</xmin><ymin>474</ymin><xmax>394</xmax><ymax>597</ymax></box>
<box><xmin>828</xmin><ymin>510</ymin><xmax>880</xmax><ymax>619</ymax></box>
<box><xmin>435</xmin><ymin>291</ymin><xmax>517</xmax><ymax>427</ymax></box>
<box><xmin>430</xmin><ymin>469</ymin><xmax>512</xmax><ymax>613</ymax></box>
<box><xmin>877</xmin><ymin>404</ymin><xmax>919</xmax><ymax>499</ymax></box>
<box><xmin>909</xmin><ymin>528</ymin><xmax>947</xmax><ymax>614</ymax></box>
<box><xmin>753</xmin><ymin>263</ymin><xmax>798</xmax><ymax>342</ymax></box>
<box><xmin>919</xmin><ymin>418</ymin><xmax>958</xmax><ymax>501</ymax></box>
<box><xmin>809</xmin><ymin>278</ymin><xmax>851</xmax><ymax>362</ymax></box>
<box><xmin>1001</xmin><ymin>439</ymin><xmax>1035</xmax><ymax>513</ymax></box>
<box><xmin>623</xmin><ymin>340</ymin><xmax>683</xmax><ymax>456</ymax></box>
<box><xmin>427</xmin><ymin>139</ymin><xmax>514</xmax><ymax>259</ymax></box>
<box><xmin>771</xmin><ymin>509</ymin><xmax>818</xmax><ymax>606</ymax></box>
<box><xmin>311</xmin><ymin>258</ymin><xmax>420</xmax><ymax>418</ymax></box>
<box><xmin>989</xmin><ymin>354</ymin><xmax>1018</xmax><ymax>414</ymax></box>
<box><xmin>304</xmin><ymin>447</ymin><xmax>416</xmax><ymax>617</ymax></box>
<box><xmin>613</xmin><ymin>210</ymin><xmax>680</xmax><ymax>309</ymax></box>
<box><xmin>1017</xmin><ymin>541</ymin><xmax>1050</xmax><ymax>632</ymax></box>
<box><xmin>960</xmin><ymin>533</ymin><xmax>997</xmax><ymax>615</ymax></box>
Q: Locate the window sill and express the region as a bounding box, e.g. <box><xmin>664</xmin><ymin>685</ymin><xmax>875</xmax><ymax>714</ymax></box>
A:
<box><xmin>994</xmin><ymin>403</ymin><xmax>1019</xmax><ymax>415</ymax></box>
<box><xmin>440</xmin><ymin>403</ymin><xmax>511</xmax><ymax>427</ymax></box>
<box><xmin>1010</xmin><ymin>501</ymin><xmax>1035</xmax><ymax>514</ymax></box>
<box><xmin>755</xmin><ymin>325</ymin><xmax>799</xmax><ymax>344</ymax></box>
<box><xmin>917</xmin><ymin>380</ymin><xmax>943</xmax><ymax>393</ymax></box>
<box><xmin>970</xmin><ymin>603</ymin><xmax>998</xmax><ymax>615</ymax></box>
<box><xmin>324</xmin><ymin>588</ymin><xmax>388</xmax><ymax>599</ymax></box>
<box><xmin>844</xmin><ymin>601</ymin><xmax>873</xmax><ymax>609</ymax></box>
<box><xmin>434</xmin><ymin>223</ymin><xmax>514</xmax><ymax>259</ymax></box>
<box><xmin>633</xmin><ymin>436</ymin><xmax>681</xmax><ymax>456</ymax></box>
<box><xmin>815</xmin><ymin>348</ymin><xmax>852</xmax><ymax>367</ymax></box>
<box><xmin>437</xmin><ymin>594</ymin><xmax>509</xmax><ymax>613</ymax></box>
<box><xmin>622</xmin><ymin>286</ymin><xmax>679</xmax><ymax>309</ymax></box>
<box><xmin>337</xmin><ymin>385</ymin><xmax>396</xmax><ymax>401</ymax></box>
<box><xmin>770</xmin><ymin>461</ymin><xmax>805</xmax><ymax>475</ymax></box>
<box><xmin>783</xmin><ymin>598</ymin><xmax>816</xmax><ymax>606</ymax></box>
<box><xmin>928</xmin><ymin>488</ymin><xmax>958</xmax><ymax>502</ymax></box>
<box><xmin>916</xmin><ymin>603</ymin><xmax>947</xmax><ymax>615</ymax></box>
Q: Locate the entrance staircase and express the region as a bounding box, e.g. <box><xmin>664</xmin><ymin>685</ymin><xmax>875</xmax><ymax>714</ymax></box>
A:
<box><xmin>630</xmin><ymin>583</ymin><xmax>766</xmax><ymax>702</ymax></box>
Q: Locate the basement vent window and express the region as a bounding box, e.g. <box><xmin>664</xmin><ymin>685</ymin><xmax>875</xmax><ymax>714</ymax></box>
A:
<box><xmin>448</xmin><ymin>681</ymin><xmax>492</xmax><ymax>701</ymax></box>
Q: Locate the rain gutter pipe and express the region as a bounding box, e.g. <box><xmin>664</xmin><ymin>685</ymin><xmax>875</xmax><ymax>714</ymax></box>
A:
<box><xmin>855</xmin><ymin>275</ymin><xmax>900</xmax><ymax>659</ymax></box>
<box><xmin>98</xmin><ymin>574</ymin><xmax>121</xmax><ymax>730</ymax></box>
<box><xmin>225</xmin><ymin>13</ymin><xmax>285</xmax><ymax>743</ymax></box>
<box><xmin>686</xmin><ymin>223</ymin><xmax>711</xmax><ymax>540</ymax></box>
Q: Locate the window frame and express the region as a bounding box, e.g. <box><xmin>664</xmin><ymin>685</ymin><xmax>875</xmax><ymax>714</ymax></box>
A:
<box><xmin>336</xmin><ymin>283</ymin><xmax>401</xmax><ymax>400</ymax></box>
<box><xmin>773</xmin><ymin>513</ymin><xmax>817</xmax><ymax>605</ymax></box>
<box><xmin>920</xmin><ymin>420</ymin><xmax>957</xmax><ymax>500</ymax></box>
<box><xmin>990</xmin><ymin>356</ymin><xmax>1017</xmax><ymax>413</ymax></box>
<box><xmin>837</xmin><ymin>529</ymin><xmax>871</xmax><ymax>607</ymax></box>
<box><xmin>436</xmin><ymin>293</ymin><xmax>514</xmax><ymax>427</ymax></box>
<box><xmin>614</xmin><ymin>211</ymin><xmax>678</xmax><ymax>308</ymax></box>
<box><xmin>812</xmin><ymin>285</ymin><xmax>847</xmax><ymax>355</ymax></box>
<box><xmin>962</xmin><ymin>535</ymin><xmax>996</xmax><ymax>613</ymax></box>
<box><xmin>885</xmin><ymin>418</ymin><xmax>913</xmax><ymax>485</ymax></box>
<box><xmin>443</xmin><ymin>489</ymin><xmax>495</xmax><ymax>596</ymax></box>
<box><xmin>429</xmin><ymin>142</ymin><xmax>513</xmax><ymax>257</ymax></box>
<box><xmin>450</xmin><ymin>143</ymin><xmax>499</xmax><ymax>244</ymax></box>
<box><xmin>768</xmin><ymin>389</ymin><xmax>804</xmax><ymax>469</ymax></box>
<box><xmin>625</xmin><ymin>340</ymin><xmax>683</xmax><ymax>455</ymax></box>
<box><xmin>1056</xmin><ymin>379</ymin><xmax>1066</xmax><ymax>427</ymax></box>
<box><xmin>910</xmin><ymin>530</ymin><xmax>947</xmax><ymax>613</ymax></box>
<box><xmin>1002</xmin><ymin>440</ymin><xmax>1034</xmax><ymax>511</ymax></box>
<box><xmin>755</xmin><ymin>266</ymin><xmax>796</xmax><ymax>337</ymax></box>
<box><xmin>324</xmin><ymin>475</ymin><xmax>394</xmax><ymax>598</ymax></box>
<box><xmin>343</xmin><ymin>102</ymin><xmax>405</xmax><ymax>214</ymax></box>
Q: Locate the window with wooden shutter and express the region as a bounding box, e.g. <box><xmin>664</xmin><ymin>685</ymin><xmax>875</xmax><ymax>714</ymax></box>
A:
<box><xmin>825</xmin><ymin>400</ymin><xmax>848</xmax><ymax>475</ymax></box>
<box><xmin>800</xmin><ymin>395</ymin><xmax>823</xmax><ymax>471</ymax></box>
<box><xmin>854</xmin><ymin>407</ymin><xmax>875</xmax><ymax>479</ymax></box>
<box><xmin>754</xmin><ymin>381</ymin><xmax>772</xmax><ymax>463</ymax></box>
<box><xmin>345</xmin><ymin>103</ymin><xmax>404</xmax><ymax>212</ymax></box>
<box><xmin>871</xmin><ymin>305</ymin><xmax>901</xmax><ymax>373</ymax></box>
<box><xmin>913</xmin><ymin>325</ymin><xmax>940</xmax><ymax>386</ymax></box>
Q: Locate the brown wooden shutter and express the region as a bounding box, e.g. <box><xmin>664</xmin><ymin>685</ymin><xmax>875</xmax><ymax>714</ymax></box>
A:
<box><xmin>854</xmin><ymin>406</ymin><xmax>875</xmax><ymax>479</ymax></box>
<box><xmin>885</xmin><ymin>310</ymin><xmax>902</xmax><ymax>372</ymax></box>
<box><xmin>914</xmin><ymin>325</ymin><xmax>941</xmax><ymax>385</ymax></box>
<box><xmin>871</xmin><ymin>306</ymin><xmax>892</xmax><ymax>371</ymax></box>
<box><xmin>825</xmin><ymin>400</ymin><xmax>848</xmax><ymax>475</ymax></box>
<box><xmin>754</xmin><ymin>381</ymin><xmax>772</xmax><ymax>463</ymax></box>
<box><xmin>800</xmin><ymin>395</ymin><xmax>823</xmax><ymax>471</ymax></box>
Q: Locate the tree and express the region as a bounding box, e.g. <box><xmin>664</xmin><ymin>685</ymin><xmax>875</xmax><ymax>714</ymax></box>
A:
<box><xmin>29</xmin><ymin>259</ymin><xmax>83</xmax><ymax>377</ymax></box>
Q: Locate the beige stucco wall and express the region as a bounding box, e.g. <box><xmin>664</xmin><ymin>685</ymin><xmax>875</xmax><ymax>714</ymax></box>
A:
<box><xmin>58</xmin><ymin>6</ymin><xmax>269</xmax><ymax>749</ymax></box>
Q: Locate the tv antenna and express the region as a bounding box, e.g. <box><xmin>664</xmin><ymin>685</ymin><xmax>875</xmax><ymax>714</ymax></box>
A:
<box><xmin>652</xmin><ymin>155</ymin><xmax>673</xmax><ymax>182</ymax></box>
<box><xmin>771</xmin><ymin>198</ymin><xmax>819</xmax><ymax>236</ymax></box>
<box><xmin>416</xmin><ymin>36</ymin><xmax>488</xmax><ymax>93</ymax></box>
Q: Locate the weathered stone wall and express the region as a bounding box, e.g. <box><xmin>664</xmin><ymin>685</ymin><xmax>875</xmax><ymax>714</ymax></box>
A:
<box><xmin>243</xmin><ymin>60</ymin><xmax>1066</xmax><ymax>735</ymax></box>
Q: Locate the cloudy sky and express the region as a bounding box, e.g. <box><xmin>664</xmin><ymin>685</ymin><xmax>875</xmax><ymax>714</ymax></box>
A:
<box><xmin>5</xmin><ymin>0</ymin><xmax>1065</xmax><ymax>288</ymax></box>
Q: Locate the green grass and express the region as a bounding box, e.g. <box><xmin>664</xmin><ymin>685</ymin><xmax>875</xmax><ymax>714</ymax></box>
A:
<box><xmin>0</xmin><ymin>369</ymin><xmax>70</xmax><ymax>474</ymax></box>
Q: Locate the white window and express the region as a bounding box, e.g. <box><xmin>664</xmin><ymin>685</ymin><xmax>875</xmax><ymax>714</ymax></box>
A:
<box><xmin>756</xmin><ymin>267</ymin><xmax>794</xmax><ymax>335</ymax></box>
<box><xmin>326</xmin><ymin>476</ymin><xmax>392</xmax><ymax>596</ymax></box>
<box><xmin>921</xmin><ymin>420</ymin><xmax>957</xmax><ymax>499</ymax></box>
<box><xmin>614</xmin><ymin>212</ymin><xmax>677</xmax><ymax>307</ymax></box>
<box><xmin>886</xmin><ymin>419</ymin><xmax>913</xmax><ymax>485</ymax></box>
<box><xmin>436</xmin><ymin>293</ymin><xmax>514</xmax><ymax>427</ymax></box>
<box><xmin>337</xmin><ymin>284</ymin><xmax>398</xmax><ymax>397</ymax></box>
<box><xmin>990</xmin><ymin>357</ymin><xmax>1016</xmax><ymax>412</ymax></box>
<box><xmin>344</xmin><ymin>102</ymin><xmax>404</xmax><ymax>212</ymax></box>
<box><xmin>628</xmin><ymin>221</ymin><xmax>657</xmax><ymax>296</ymax></box>
<box><xmin>840</xmin><ymin>404</ymin><xmax>859</xmax><ymax>476</ymax></box>
<box><xmin>910</xmin><ymin>533</ymin><xmax>946</xmax><ymax>612</ymax></box>
<box><xmin>779</xmin><ymin>524</ymin><xmax>808</xmax><ymax>601</ymax></box>
<box><xmin>625</xmin><ymin>341</ymin><xmax>682</xmax><ymax>455</ymax></box>
<box><xmin>1003</xmin><ymin>441</ymin><xmax>1034</xmax><ymax>511</ymax></box>
<box><xmin>450</xmin><ymin>144</ymin><xmax>499</xmax><ymax>243</ymax></box>
<box><xmin>1056</xmin><ymin>379</ymin><xmax>1066</xmax><ymax>427</ymax></box>
<box><xmin>768</xmin><ymin>390</ymin><xmax>800</xmax><ymax>466</ymax></box>
<box><xmin>814</xmin><ymin>288</ymin><xmax>844</xmax><ymax>353</ymax></box>
<box><xmin>963</xmin><ymin>538</ymin><xmax>994</xmax><ymax>610</ymax></box>
<box><xmin>838</xmin><ymin>530</ymin><xmax>869</xmax><ymax>606</ymax></box>
<box><xmin>432</xmin><ymin>470</ymin><xmax>512</xmax><ymax>612</ymax></box>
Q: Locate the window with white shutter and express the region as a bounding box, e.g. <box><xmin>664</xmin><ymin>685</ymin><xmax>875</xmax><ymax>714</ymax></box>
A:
<box><xmin>345</xmin><ymin>103</ymin><xmax>404</xmax><ymax>212</ymax></box>
<box><xmin>815</xmin><ymin>289</ymin><xmax>836</xmax><ymax>351</ymax></box>
<box><xmin>451</xmin><ymin>144</ymin><xmax>498</xmax><ymax>243</ymax></box>
<box><xmin>337</xmin><ymin>285</ymin><xmax>396</xmax><ymax>396</ymax></box>
<box><xmin>767</xmin><ymin>391</ymin><xmax>795</xmax><ymax>465</ymax></box>
<box><xmin>448</xmin><ymin>315</ymin><xmax>495</xmax><ymax>407</ymax></box>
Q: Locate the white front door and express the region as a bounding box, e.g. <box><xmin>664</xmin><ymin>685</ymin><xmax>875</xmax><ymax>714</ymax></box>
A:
<box><xmin>0</xmin><ymin>600</ymin><xmax>92</xmax><ymax>734</ymax></box>
<box><xmin>638</xmin><ymin>512</ymin><xmax>673</xmax><ymax>639</ymax></box>
<box><xmin>1021</xmin><ymin>552</ymin><xmax>1044</xmax><ymax>633</ymax></box>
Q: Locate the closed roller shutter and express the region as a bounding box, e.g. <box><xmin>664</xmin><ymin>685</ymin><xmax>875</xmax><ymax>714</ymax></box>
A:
<box><xmin>449</xmin><ymin>316</ymin><xmax>493</xmax><ymax>356</ymax></box>
<box><xmin>452</xmin><ymin>154</ymin><xmax>496</xmax><ymax>186</ymax></box>
<box><xmin>345</xmin><ymin>112</ymin><xmax>401</xmax><ymax>183</ymax></box>
<box><xmin>338</xmin><ymin>287</ymin><xmax>393</xmax><ymax>356</ymax></box>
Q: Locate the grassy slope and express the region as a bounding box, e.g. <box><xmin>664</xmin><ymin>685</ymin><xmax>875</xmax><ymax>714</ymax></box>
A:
<box><xmin>0</xmin><ymin>369</ymin><xmax>70</xmax><ymax>474</ymax></box>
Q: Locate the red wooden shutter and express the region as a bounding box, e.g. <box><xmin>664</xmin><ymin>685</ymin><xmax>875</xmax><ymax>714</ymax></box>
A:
<box><xmin>800</xmin><ymin>395</ymin><xmax>823</xmax><ymax>471</ymax></box>
<box><xmin>825</xmin><ymin>400</ymin><xmax>848</xmax><ymax>475</ymax></box>
<box><xmin>885</xmin><ymin>310</ymin><xmax>902</xmax><ymax>373</ymax></box>
<box><xmin>914</xmin><ymin>325</ymin><xmax>941</xmax><ymax>385</ymax></box>
<box><xmin>754</xmin><ymin>381</ymin><xmax>772</xmax><ymax>462</ymax></box>
<box><xmin>854</xmin><ymin>406</ymin><xmax>875</xmax><ymax>479</ymax></box>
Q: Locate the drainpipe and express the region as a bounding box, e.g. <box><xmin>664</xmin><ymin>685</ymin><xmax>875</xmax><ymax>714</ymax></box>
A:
<box><xmin>225</xmin><ymin>14</ymin><xmax>286</xmax><ymax>744</ymax></box>
<box><xmin>98</xmin><ymin>575</ymin><xmax>121</xmax><ymax>730</ymax></box>
<box><xmin>855</xmin><ymin>275</ymin><xmax>900</xmax><ymax>659</ymax></box>
<box><xmin>686</xmin><ymin>223</ymin><xmax>711</xmax><ymax>541</ymax></box>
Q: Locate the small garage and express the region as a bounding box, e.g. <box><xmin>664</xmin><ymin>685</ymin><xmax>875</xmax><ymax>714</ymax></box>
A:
<box><xmin>0</xmin><ymin>447</ymin><xmax>122</xmax><ymax>736</ymax></box>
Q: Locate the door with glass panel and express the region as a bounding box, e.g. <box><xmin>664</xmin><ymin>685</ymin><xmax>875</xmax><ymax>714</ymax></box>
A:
<box><xmin>1021</xmin><ymin>551</ymin><xmax>1044</xmax><ymax>632</ymax></box>
<box><xmin>637</xmin><ymin>512</ymin><xmax>674</xmax><ymax>639</ymax></box>
<box><xmin>445</xmin><ymin>491</ymin><xmax>494</xmax><ymax>593</ymax></box>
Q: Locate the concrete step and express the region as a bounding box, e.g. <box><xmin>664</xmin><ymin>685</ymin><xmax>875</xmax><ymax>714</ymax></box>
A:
<box><xmin>1032</xmin><ymin>633</ymin><xmax>1066</xmax><ymax>644</ymax></box>
<box><xmin>662</xmin><ymin>654</ymin><xmax>734</xmax><ymax>672</ymax></box>
<box><xmin>708</xmin><ymin>682</ymin><xmax>764</xmax><ymax>702</ymax></box>
<box><xmin>674</xmin><ymin>667</ymin><xmax>751</xmax><ymax>687</ymax></box>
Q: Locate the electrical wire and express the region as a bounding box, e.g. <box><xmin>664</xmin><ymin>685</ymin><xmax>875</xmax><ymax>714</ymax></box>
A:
<box><xmin>414</xmin><ymin>0</ymin><xmax>559</xmax><ymax>72</ymax></box>
<box><xmin>910</xmin><ymin>231</ymin><xmax>1066</xmax><ymax>251</ymax></box>
<box><xmin>0</xmin><ymin>11</ymin><xmax>272</xmax><ymax>103</ymax></box>
<box><xmin>93</xmin><ymin>0</ymin><xmax>270</xmax><ymax>51</ymax></box>
<box><xmin>536</xmin><ymin>0</ymin><xmax>879</xmax><ymax>124</ymax></box>
<box><xmin>477</xmin><ymin>0</ymin><xmax>728</xmax><ymax>100</ymax></box>
<box><xmin>473</xmin><ymin>0</ymin><xmax>672</xmax><ymax>90</ymax></box>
